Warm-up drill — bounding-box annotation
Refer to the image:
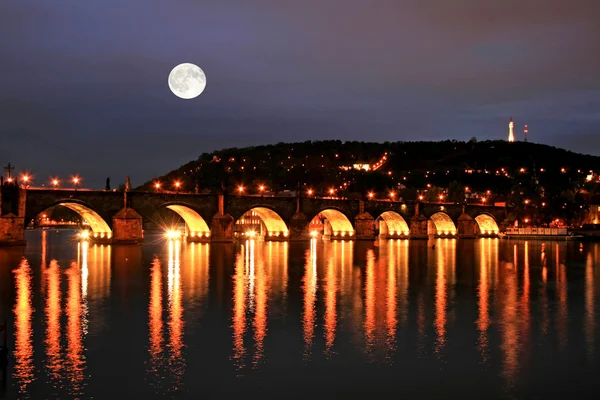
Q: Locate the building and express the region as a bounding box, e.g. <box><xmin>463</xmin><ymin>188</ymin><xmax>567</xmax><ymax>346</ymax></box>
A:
<box><xmin>508</xmin><ymin>117</ymin><xmax>515</xmax><ymax>142</ymax></box>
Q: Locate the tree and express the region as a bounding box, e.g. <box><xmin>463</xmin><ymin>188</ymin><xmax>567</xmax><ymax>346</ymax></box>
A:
<box><xmin>447</xmin><ymin>181</ymin><xmax>464</xmax><ymax>203</ymax></box>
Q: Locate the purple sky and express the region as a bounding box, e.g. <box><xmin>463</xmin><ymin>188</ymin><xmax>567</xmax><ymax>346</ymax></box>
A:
<box><xmin>1</xmin><ymin>0</ymin><xmax>599</xmax><ymax>187</ymax></box>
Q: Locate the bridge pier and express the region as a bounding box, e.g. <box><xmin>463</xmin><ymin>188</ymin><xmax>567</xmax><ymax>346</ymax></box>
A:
<box><xmin>354</xmin><ymin>213</ymin><xmax>376</xmax><ymax>240</ymax></box>
<box><xmin>0</xmin><ymin>182</ymin><xmax>26</xmax><ymax>246</ymax></box>
<box><xmin>457</xmin><ymin>213</ymin><xmax>477</xmax><ymax>239</ymax></box>
<box><xmin>0</xmin><ymin>215</ymin><xmax>25</xmax><ymax>246</ymax></box>
<box><xmin>210</xmin><ymin>214</ymin><xmax>234</xmax><ymax>243</ymax></box>
<box><xmin>409</xmin><ymin>214</ymin><xmax>429</xmax><ymax>239</ymax></box>
<box><xmin>289</xmin><ymin>212</ymin><xmax>310</xmax><ymax>241</ymax></box>
<box><xmin>112</xmin><ymin>207</ymin><xmax>143</xmax><ymax>244</ymax></box>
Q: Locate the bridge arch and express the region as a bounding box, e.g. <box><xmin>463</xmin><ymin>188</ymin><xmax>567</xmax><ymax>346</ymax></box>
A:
<box><xmin>311</xmin><ymin>208</ymin><xmax>355</xmax><ymax>238</ymax></box>
<box><xmin>376</xmin><ymin>211</ymin><xmax>410</xmax><ymax>237</ymax></box>
<box><xmin>165</xmin><ymin>204</ymin><xmax>211</xmax><ymax>238</ymax></box>
<box><xmin>474</xmin><ymin>214</ymin><xmax>500</xmax><ymax>235</ymax></box>
<box><xmin>38</xmin><ymin>200</ymin><xmax>112</xmax><ymax>237</ymax></box>
<box><xmin>235</xmin><ymin>206</ymin><xmax>289</xmax><ymax>238</ymax></box>
<box><xmin>428</xmin><ymin>212</ymin><xmax>457</xmax><ymax>236</ymax></box>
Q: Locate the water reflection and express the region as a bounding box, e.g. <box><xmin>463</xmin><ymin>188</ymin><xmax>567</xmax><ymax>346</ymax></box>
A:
<box><xmin>302</xmin><ymin>239</ymin><xmax>318</xmax><ymax>360</ymax></box>
<box><xmin>43</xmin><ymin>260</ymin><xmax>62</xmax><ymax>383</ymax></box>
<box><xmin>230</xmin><ymin>239</ymin><xmax>289</xmax><ymax>370</ymax></box>
<box><xmin>13</xmin><ymin>258</ymin><xmax>34</xmax><ymax>396</ymax></box>
<box><xmin>585</xmin><ymin>250</ymin><xmax>596</xmax><ymax>358</ymax></box>
<box><xmin>167</xmin><ymin>240</ymin><xmax>185</xmax><ymax>386</ymax></box>
<box><xmin>148</xmin><ymin>257</ymin><xmax>164</xmax><ymax>380</ymax></box>
<box><xmin>499</xmin><ymin>243</ymin><xmax>520</xmax><ymax>386</ymax></box>
<box><xmin>5</xmin><ymin>232</ymin><xmax>600</xmax><ymax>399</ymax></box>
<box><xmin>555</xmin><ymin>243</ymin><xmax>568</xmax><ymax>350</ymax></box>
<box><xmin>434</xmin><ymin>239</ymin><xmax>456</xmax><ymax>357</ymax></box>
<box><xmin>65</xmin><ymin>249</ymin><xmax>86</xmax><ymax>395</ymax></box>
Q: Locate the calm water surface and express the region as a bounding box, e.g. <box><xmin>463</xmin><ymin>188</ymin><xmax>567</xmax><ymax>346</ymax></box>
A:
<box><xmin>1</xmin><ymin>230</ymin><xmax>599</xmax><ymax>399</ymax></box>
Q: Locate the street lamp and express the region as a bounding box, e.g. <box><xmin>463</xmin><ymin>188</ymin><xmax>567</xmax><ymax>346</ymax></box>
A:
<box><xmin>418</xmin><ymin>195</ymin><xmax>424</xmax><ymax>201</ymax></box>
<box><xmin>389</xmin><ymin>191</ymin><xmax>395</xmax><ymax>200</ymax></box>
<box><xmin>238</xmin><ymin>185</ymin><xmax>244</xmax><ymax>195</ymax></box>
<box><xmin>439</xmin><ymin>194</ymin><xmax>444</xmax><ymax>202</ymax></box>
<box><xmin>259</xmin><ymin>184</ymin><xmax>265</xmax><ymax>195</ymax></box>
<box><xmin>368</xmin><ymin>192</ymin><xmax>374</xmax><ymax>199</ymax></box>
<box><xmin>154</xmin><ymin>182</ymin><xmax>161</xmax><ymax>192</ymax></box>
<box><xmin>307</xmin><ymin>189</ymin><xmax>314</xmax><ymax>197</ymax></box>
<box><xmin>329</xmin><ymin>188</ymin><xmax>335</xmax><ymax>197</ymax></box>
<box><xmin>174</xmin><ymin>181</ymin><xmax>181</xmax><ymax>193</ymax></box>
<box><xmin>52</xmin><ymin>178</ymin><xmax>59</xmax><ymax>189</ymax></box>
<box><xmin>72</xmin><ymin>176</ymin><xmax>80</xmax><ymax>191</ymax></box>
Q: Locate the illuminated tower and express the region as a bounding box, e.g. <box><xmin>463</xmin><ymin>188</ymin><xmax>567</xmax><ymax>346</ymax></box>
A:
<box><xmin>508</xmin><ymin>118</ymin><xmax>515</xmax><ymax>142</ymax></box>
<box><xmin>524</xmin><ymin>124</ymin><xmax>528</xmax><ymax>142</ymax></box>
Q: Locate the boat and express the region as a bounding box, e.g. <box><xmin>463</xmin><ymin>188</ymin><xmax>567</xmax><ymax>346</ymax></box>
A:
<box><xmin>501</xmin><ymin>227</ymin><xmax>580</xmax><ymax>240</ymax></box>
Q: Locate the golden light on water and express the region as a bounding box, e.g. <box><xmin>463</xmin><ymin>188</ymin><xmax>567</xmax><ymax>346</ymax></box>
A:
<box><xmin>6</xmin><ymin>235</ymin><xmax>600</xmax><ymax>394</ymax></box>
<box><xmin>148</xmin><ymin>257</ymin><xmax>164</xmax><ymax>374</ymax></box>
<box><xmin>302</xmin><ymin>238</ymin><xmax>318</xmax><ymax>359</ymax></box>
<box><xmin>44</xmin><ymin>260</ymin><xmax>62</xmax><ymax>380</ymax></box>
<box><xmin>13</xmin><ymin>259</ymin><xmax>34</xmax><ymax>394</ymax></box>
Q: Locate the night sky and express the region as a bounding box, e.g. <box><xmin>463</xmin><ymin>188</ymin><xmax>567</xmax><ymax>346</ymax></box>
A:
<box><xmin>1</xmin><ymin>0</ymin><xmax>599</xmax><ymax>188</ymax></box>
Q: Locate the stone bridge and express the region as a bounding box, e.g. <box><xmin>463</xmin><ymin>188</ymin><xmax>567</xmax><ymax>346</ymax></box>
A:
<box><xmin>0</xmin><ymin>182</ymin><xmax>508</xmax><ymax>245</ymax></box>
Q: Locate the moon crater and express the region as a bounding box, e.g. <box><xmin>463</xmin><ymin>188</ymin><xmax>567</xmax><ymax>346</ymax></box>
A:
<box><xmin>168</xmin><ymin>63</ymin><xmax>206</xmax><ymax>99</ymax></box>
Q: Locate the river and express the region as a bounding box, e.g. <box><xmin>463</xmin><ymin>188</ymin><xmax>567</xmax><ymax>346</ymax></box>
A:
<box><xmin>0</xmin><ymin>230</ymin><xmax>599</xmax><ymax>399</ymax></box>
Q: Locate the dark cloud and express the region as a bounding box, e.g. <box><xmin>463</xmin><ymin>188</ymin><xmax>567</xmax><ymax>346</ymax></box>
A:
<box><xmin>0</xmin><ymin>0</ymin><xmax>599</xmax><ymax>186</ymax></box>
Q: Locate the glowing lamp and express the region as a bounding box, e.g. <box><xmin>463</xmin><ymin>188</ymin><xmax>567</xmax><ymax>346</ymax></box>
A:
<box><xmin>165</xmin><ymin>230</ymin><xmax>181</xmax><ymax>239</ymax></box>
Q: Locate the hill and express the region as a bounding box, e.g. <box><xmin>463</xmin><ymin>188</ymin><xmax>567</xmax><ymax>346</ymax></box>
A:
<box><xmin>140</xmin><ymin>139</ymin><xmax>599</xmax><ymax>200</ymax></box>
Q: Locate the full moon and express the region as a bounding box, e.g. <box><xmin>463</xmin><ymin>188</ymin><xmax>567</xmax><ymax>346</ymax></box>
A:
<box><xmin>168</xmin><ymin>63</ymin><xmax>206</xmax><ymax>99</ymax></box>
